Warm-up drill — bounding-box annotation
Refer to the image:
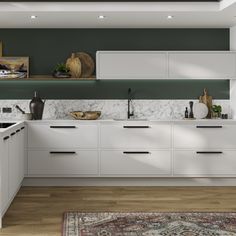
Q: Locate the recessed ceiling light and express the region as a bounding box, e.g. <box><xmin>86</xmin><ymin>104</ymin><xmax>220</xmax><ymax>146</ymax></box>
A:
<box><xmin>167</xmin><ymin>15</ymin><xmax>173</xmax><ymax>19</ymax></box>
<box><xmin>30</xmin><ymin>15</ymin><xmax>37</xmax><ymax>19</ymax></box>
<box><xmin>98</xmin><ymin>15</ymin><xmax>106</xmax><ymax>19</ymax></box>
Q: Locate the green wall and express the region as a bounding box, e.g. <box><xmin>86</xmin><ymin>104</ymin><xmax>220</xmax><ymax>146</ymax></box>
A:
<box><xmin>0</xmin><ymin>28</ymin><xmax>230</xmax><ymax>99</ymax></box>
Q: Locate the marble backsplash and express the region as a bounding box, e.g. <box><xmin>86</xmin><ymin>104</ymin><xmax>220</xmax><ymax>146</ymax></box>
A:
<box><xmin>0</xmin><ymin>99</ymin><xmax>231</xmax><ymax>120</ymax></box>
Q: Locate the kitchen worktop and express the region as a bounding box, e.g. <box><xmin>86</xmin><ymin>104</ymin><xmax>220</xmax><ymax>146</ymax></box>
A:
<box><xmin>1</xmin><ymin>119</ymin><xmax>236</xmax><ymax>133</ymax></box>
<box><xmin>25</xmin><ymin>118</ymin><xmax>236</xmax><ymax>123</ymax></box>
<box><xmin>0</xmin><ymin>121</ymin><xmax>24</xmax><ymax>133</ymax></box>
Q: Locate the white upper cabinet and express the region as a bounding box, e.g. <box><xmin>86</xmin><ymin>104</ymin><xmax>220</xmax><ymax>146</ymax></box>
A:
<box><xmin>168</xmin><ymin>52</ymin><xmax>236</xmax><ymax>79</ymax></box>
<box><xmin>97</xmin><ymin>51</ymin><xmax>236</xmax><ymax>80</ymax></box>
<box><xmin>96</xmin><ymin>51</ymin><xmax>167</xmax><ymax>79</ymax></box>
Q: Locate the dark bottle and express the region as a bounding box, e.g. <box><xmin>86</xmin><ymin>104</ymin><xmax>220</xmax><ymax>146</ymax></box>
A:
<box><xmin>189</xmin><ymin>101</ymin><xmax>194</xmax><ymax>118</ymax></box>
<box><xmin>29</xmin><ymin>91</ymin><xmax>45</xmax><ymax>120</ymax></box>
<box><xmin>185</xmin><ymin>107</ymin><xmax>189</xmax><ymax>118</ymax></box>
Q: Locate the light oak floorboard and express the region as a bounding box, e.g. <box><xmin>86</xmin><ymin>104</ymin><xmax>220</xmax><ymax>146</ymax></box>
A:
<box><xmin>1</xmin><ymin>186</ymin><xmax>236</xmax><ymax>235</ymax></box>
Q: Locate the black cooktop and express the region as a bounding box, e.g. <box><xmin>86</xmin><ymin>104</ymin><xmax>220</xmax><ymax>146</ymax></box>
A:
<box><xmin>0</xmin><ymin>123</ymin><xmax>16</xmax><ymax>129</ymax></box>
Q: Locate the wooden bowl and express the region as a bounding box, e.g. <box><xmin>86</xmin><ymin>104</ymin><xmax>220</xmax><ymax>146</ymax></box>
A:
<box><xmin>70</xmin><ymin>111</ymin><xmax>101</xmax><ymax>120</ymax></box>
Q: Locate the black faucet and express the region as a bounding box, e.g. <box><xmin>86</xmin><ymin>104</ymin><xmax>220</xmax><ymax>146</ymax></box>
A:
<box><xmin>128</xmin><ymin>88</ymin><xmax>134</xmax><ymax>119</ymax></box>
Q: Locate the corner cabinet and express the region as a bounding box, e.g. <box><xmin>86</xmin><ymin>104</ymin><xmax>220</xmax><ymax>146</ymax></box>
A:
<box><xmin>96</xmin><ymin>51</ymin><xmax>236</xmax><ymax>80</ymax></box>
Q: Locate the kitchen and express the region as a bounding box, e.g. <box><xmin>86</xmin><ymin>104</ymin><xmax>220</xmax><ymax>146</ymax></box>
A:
<box><xmin>1</xmin><ymin>1</ymin><xmax>236</xmax><ymax>235</ymax></box>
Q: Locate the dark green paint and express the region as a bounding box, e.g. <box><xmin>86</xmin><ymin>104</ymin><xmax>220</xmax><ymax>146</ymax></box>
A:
<box><xmin>0</xmin><ymin>80</ymin><xmax>229</xmax><ymax>100</ymax></box>
<box><xmin>0</xmin><ymin>28</ymin><xmax>230</xmax><ymax>99</ymax></box>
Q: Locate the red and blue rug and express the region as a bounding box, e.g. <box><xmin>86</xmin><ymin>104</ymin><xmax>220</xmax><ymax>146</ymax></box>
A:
<box><xmin>62</xmin><ymin>212</ymin><xmax>236</xmax><ymax>236</ymax></box>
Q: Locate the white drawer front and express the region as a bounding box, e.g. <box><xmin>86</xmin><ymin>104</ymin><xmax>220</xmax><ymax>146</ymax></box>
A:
<box><xmin>28</xmin><ymin>150</ymin><xmax>98</xmax><ymax>175</ymax></box>
<box><xmin>101</xmin><ymin>124</ymin><xmax>171</xmax><ymax>149</ymax></box>
<box><xmin>174</xmin><ymin>125</ymin><xmax>236</xmax><ymax>149</ymax></box>
<box><xmin>28</xmin><ymin>124</ymin><xmax>98</xmax><ymax>149</ymax></box>
<box><xmin>174</xmin><ymin>150</ymin><xmax>236</xmax><ymax>176</ymax></box>
<box><xmin>101</xmin><ymin>150</ymin><xmax>171</xmax><ymax>175</ymax></box>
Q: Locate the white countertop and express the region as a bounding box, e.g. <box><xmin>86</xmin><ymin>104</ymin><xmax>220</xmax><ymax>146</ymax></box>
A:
<box><xmin>1</xmin><ymin>119</ymin><xmax>236</xmax><ymax>125</ymax></box>
<box><xmin>2</xmin><ymin>118</ymin><xmax>236</xmax><ymax>124</ymax></box>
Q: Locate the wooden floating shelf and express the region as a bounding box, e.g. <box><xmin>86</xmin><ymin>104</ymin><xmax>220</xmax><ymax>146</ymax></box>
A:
<box><xmin>0</xmin><ymin>75</ymin><xmax>96</xmax><ymax>81</ymax></box>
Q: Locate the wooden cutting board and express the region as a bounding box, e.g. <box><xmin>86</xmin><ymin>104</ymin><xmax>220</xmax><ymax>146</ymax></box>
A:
<box><xmin>75</xmin><ymin>52</ymin><xmax>95</xmax><ymax>78</ymax></box>
<box><xmin>199</xmin><ymin>88</ymin><xmax>212</xmax><ymax>118</ymax></box>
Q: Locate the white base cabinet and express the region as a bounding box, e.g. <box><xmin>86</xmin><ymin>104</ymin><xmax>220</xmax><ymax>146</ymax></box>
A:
<box><xmin>0</xmin><ymin>135</ymin><xmax>9</xmax><ymax>219</ymax></box>
<box><xmin>174</xmin><ymin>150</ymin><xmax>236</xmax><ymax>176</ymax></box>
<box><xmin>27</xmin><ymin>121</ymin><xmax>236</xmax><ymax>178</ymax></box>
<box><xmin>27</xmin><ymin>122</ymin><xmax>99</xmax><ymax>177</ymax></box>
<box><xmin>100</xmin><ymin>150</ymin><xmax>171</xmax><ymax>176</ymax></box>
<box><xmin>0</xmin><ymin>124</ymin><xmax>25</xmax><ymax>228</ymax></box>
<box><xmin>28</xmin><ymin>150</ymin><xmax>98</xmax><ymax>176</ymax></box>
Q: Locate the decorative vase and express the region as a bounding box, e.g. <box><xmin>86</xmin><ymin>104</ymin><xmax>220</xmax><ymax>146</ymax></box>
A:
<box><xmin>66</xmin><ymin>53</ymin><xmax>82</xmax><ymax>78</ymax></box>
<box><xmin>29</xmin><ymin>91</ymin><xmax>45</xmax><ymax>120</ymax></box>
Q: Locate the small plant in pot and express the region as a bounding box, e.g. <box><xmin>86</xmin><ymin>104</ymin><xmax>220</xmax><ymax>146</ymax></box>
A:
<box><xmin>52</xmin><ymin>63</ymin><xmax>71</xmax><ymax>78</ymax></box>
<box><xmin>211</xmin><ymin>105</ymin><xmax>222</xmax><ymax>118</ymax></box>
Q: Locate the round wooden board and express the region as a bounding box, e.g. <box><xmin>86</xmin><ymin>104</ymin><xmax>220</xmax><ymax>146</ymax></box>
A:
<box><xmin>75</xmin><ymin>52</ymin><xmax>95</xmax><ymax>78</ymax></box>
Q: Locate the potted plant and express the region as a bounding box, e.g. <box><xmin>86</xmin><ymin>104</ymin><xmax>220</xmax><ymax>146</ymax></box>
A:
<box><xmin>52</xmin><ymin>63</ymin><xmax>71</xmax><ymax>78</ymax></box>
<box><xmin>211</xmin><ymin>105</ymin><xmax>222</xmax><ymax>118</ymax></box>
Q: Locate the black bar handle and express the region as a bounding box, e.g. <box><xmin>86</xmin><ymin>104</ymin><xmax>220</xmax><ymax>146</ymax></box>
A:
<box><xmin>16</xmin><ymin>129</ymin><xmax>20</xmax><ymax>133</ymax></box>
<box><xmin>21</xmin><ymin>127</ymin><xmax>25</xmax><ymax>130</ymax></box>
<box><xmin>50</xmin><ymin>126</ymin><xmax>76</xmax><ymax>129</ymax></box>
<box><xmin>3</xmin><ymin>136</ymin><xmax>9</xmax><ymax>141</ymax></box>
<box><xmin>196</xmin><ymin>151</ymin><xmax>223</xmax><ymax>154</ymax></box>
<box><xmin>50</xmin><ymin>151</ymin><xmax>76</xmax><ymax>154</ymax></box>
<box><xmin>123</xmin><ymin>126</ymin><xmax>150</xmax><ymax>129</ymax></box>
<box><xmin>123</xmin><ymin>151</ymin><xmax>150</xmax><ymax>154</ymax></box>
<box><xmin>10</xmin><ymin>132</ymin><xmax>16</xmax><ymax>136</ymax></box>
<box><xmin>196</xmin><ymin>126</ymin><xmax>222</xmax><ymax>128</ymax></box>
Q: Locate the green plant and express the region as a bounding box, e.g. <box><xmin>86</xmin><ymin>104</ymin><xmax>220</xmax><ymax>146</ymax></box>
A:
<box><xmin>212</xmin><ymin>105</ymin><xmax>222</xmax><ymax>114</ymax></box>
<box><xmin>54</xmin><ymin>63</ymin><xmax>69</xmax><ymax>73</ymax></box>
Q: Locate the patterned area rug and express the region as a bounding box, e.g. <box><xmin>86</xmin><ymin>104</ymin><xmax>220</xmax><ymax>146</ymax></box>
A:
<box><xmin>62</xmin><ymin>212</ymin><xmax>236</xmax><ymax>236</ymax></box>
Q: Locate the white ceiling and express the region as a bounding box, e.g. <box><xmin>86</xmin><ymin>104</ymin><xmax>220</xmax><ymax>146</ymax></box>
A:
<box><xmin>0</xmin><ymin>1</ymin><xmax>236</xmax><ymax>28</ymax></box>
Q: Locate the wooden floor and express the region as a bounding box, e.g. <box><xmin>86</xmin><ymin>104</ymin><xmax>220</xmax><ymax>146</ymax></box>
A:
<box><xmin>1</xmin><ymin>186</ymin><xmax>236</xmax><ymax>235</ymax></box>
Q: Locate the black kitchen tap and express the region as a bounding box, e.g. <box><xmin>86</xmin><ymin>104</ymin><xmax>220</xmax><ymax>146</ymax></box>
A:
<box><xmin>128</xmin><ymin>88</ymin><xmax>134</xmax><ymax>119</ymax></box>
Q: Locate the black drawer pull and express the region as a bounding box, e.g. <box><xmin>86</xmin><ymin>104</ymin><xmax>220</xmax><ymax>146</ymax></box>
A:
<box><xmin>50</xmin><ymin>126</ymin><xmax>76</xmax><ymax>129</ymax></box>
<box><xmin>50</xmin><ymin>151</ymin><xmax>76</xmax><ymax>154</ymax></box>
<box><xmin>123</xmin><ymin>151</ymin><xmax>150</xmax><ymax>154</ymax></box>
<box><xmin>196</xmin><ymin>151</ymin><xmax>223</xmax><ymax>154</ymax></box>
<box><xmin>21</xmin><ymin>127</ymin><xmax>25</xmax><ymax>130</ymax></box>
<box><xmin>10</xmin><ymin>132</ymin><xmax>16</xmax><ymax>136</ymax></box>
<box><xmin>196</xmin><ymin>126</ymin><xmax>222</xmax><ymax>128</ymax></box>
<box><xmin>16</xmin><ymin>129</ymin><xmax>20</xmax><ymax>133</ymax></box>
<box><xmin>123</xmin><ymin>126</ymin><xmax>150</xmax><ymax>129</ymax></box>
<box><xmin>3</xmin><ymin>136</ymin><xmax>9</xmax><ymax>141</ymax></box>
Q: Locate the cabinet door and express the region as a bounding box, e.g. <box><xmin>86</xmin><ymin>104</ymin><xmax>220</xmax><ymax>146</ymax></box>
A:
<box><xmin>8</xmin><ymin>132</ymin><xmax>19</xmax><ymax>199</ymax></box>
<box><xmin>18</xmin><ymin>128</ymin><xmax>25</xmax><ymax>182</ymax></box>
<box><xmin>97</xmin><ymin>51</ymin><xmax>167</xmax><ymax>79</ymax></box>
<box><xmin>101</xmin><ymin>150</ymin><xmax>171</xmax><ymax>176</ymax></box>
<box><xmin>169</xmin><ymin>52</ymin><xmax>236</xmax><ymax>79</ymax></box>
<box><xmin>101</xmin><ymin>123</ymin><xmax>171</xmax><ymax>149</ymax></box>
<box><xmin>28</xmin><ymin>150</ymin><xmax>98</xmax><ymax>176</ymax></box>
<box><xmin>28</xmin><ymin>124</ymin><xmax>98</xmax><ymax>149</ymax></box>
<box><xmin>174</xmin><ymin>125</ymin><xmax>236</xmax><ymax>149</ymax></box>
<box><xmin>0</xmin><ymin>136</ymin><xmax>9</xmax><ymax>214</ymax></box>
<box><xmin>174</xmin><ymin>150</ymin><xmax>236</xmax><ymax>176</ymax></box>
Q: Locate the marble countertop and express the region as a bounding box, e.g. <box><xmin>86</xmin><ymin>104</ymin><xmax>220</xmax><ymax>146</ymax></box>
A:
<box><xmin>11</xmin><ymin>118</ymin><xmax>236</xmax><ymax>124</ymax></box>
